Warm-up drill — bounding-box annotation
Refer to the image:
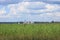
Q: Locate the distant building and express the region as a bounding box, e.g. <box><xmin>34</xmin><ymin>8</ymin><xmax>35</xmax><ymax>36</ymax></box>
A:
<box><xmin>24</xmin><ymin>21</ymin><xmax>34</xmax><ymax>24</ymax></box>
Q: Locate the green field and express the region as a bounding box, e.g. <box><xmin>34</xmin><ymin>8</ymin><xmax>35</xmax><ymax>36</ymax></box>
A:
<box><xmin>0</xmin><ymin>23</ymin><xmax>60</xmax><ymax>40</ymax></box>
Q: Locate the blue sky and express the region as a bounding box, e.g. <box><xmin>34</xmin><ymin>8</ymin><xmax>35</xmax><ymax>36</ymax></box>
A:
<box><xmin>0</xmin><ymin>0</ymin><xmax>60</xmax><ymax>22</ymax></box>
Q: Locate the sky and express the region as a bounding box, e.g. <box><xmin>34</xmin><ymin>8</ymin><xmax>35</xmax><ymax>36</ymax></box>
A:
<box><xmin>0</xmin><ymin>0</ymin><xmax>60</xmax><ymax>22</ymax></box>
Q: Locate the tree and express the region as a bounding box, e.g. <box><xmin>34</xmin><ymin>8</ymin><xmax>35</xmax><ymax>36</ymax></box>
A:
<box><xmin>51</xmin><ymin>21</ymin><xmax>54</xmax><ymax>23</ymax></box>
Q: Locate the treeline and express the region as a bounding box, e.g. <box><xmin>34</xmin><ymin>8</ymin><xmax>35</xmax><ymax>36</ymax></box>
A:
<box><xmin>0</xmin><ymin>21</ymin><xmax>60</xmax><ymax>24</ymax></box>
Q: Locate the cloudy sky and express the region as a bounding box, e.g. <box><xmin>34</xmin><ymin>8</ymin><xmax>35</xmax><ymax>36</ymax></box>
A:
<box><xmin>0</xmin><ymin>0</ymin><xmax>60</xmax><ymax>22</ymax></box>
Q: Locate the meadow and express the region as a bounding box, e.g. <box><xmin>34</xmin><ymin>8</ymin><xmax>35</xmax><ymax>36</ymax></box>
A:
<box><xmin>0</xmin><ymin>23</ymin><xmax>60</xmax><ymax>40</ymax></box>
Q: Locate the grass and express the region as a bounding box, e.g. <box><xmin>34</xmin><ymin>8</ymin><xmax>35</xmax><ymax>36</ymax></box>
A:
<box><xmin>0</xmin><ymin>23</ymin><xmax>60</xmax><ymax>40</ymax></box>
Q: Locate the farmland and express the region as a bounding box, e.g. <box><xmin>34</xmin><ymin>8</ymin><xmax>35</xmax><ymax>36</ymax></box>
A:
<box><xmin>0</xmin><ymin>23</ymin><xmax>60</xmax><ymax>40</ymax></box>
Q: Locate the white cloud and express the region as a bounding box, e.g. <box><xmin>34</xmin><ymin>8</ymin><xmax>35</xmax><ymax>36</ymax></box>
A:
<box><xmin>45</xmin><ymin>4</ymin><xmax>60</xmax><ymax>12</ymax></box>
<box><xmin>0</xmin><ymin>2</ymin><xmax>29</xmax><ymax>18</ymax></box>
<box><xmin>0</xmin><ymin>10</ymin><xmax>6</xmax><ymax>15</ymax></box>
<box><xmin>54</xmin><ymin>12</ymin><xmax>60</xmax><ymax>16</ymax></box>
<box><xmin>7</xmin><ymin>4</ymin><xmax>17</xmax><ymax>15</ymax></box>
<box><xmin>45</xmin><ymin>4</ymin><xmax>55</xmax><ymax>10</ymax></box>
<box><xmin>0</xmin><ymin>2</ymin><xmax>60</xmax><ymax>22</ymax></box>
<box><xmin>0</xmin><ymin>7</ymin><xmax>6</xmax><ymax>15</ymax></box>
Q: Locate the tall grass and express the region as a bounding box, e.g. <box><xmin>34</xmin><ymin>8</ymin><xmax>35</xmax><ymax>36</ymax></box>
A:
<box><xmin>0</xmin><ymin>23</ymin><xmax>60</xmax><ymax>40</ymax></box>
